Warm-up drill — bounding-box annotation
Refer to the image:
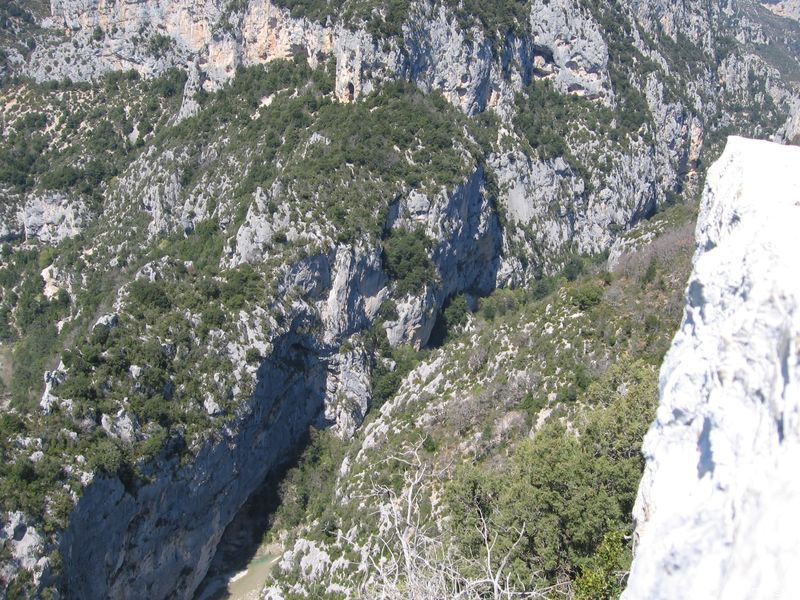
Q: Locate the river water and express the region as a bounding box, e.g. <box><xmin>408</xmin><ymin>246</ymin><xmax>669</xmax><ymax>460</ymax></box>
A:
<box><xmin>193</xmin><ymin>474</ymin><xmax>285</xmax><ymax>600</ymax></box>
<box><xmin>197</xmin><ymin>543</ymin><xmax>279</xmax><ymax>600</ymax></box>
<box><xmin>226</xmin><ymin>548</ymin><xmax>279</xmax><ymax>600</ymax></box>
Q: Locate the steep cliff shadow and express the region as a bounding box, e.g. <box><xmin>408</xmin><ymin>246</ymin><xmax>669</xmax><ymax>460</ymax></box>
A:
<box><xmin>192</xmin><ymin>330</ymin><xmax>329</xmax><ymax>600</ymax></box>
<box><xmin>193</xmin><ymin>170</ymin><xmax>504</xmax><ymax>597</ymax></box>
<box><xmin>58</xmin><ymin>322</ymin><xmax>334</xmax><ymax>600</ymax></box>
<box><xmin>192</xmin><ymin>440</ymin><xmax>309</xmax><ymax>600</ymax></box>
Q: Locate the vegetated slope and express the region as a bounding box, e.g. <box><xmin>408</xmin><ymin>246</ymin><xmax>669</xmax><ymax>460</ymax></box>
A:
<box><xmin>0</xmin><ymin>0</ymin><xmax>797</xmax><ymax>597</ymax></box>
<box><xmin>0</xmin><ymin>62</ymin><xmax>505</xmax><ymax>599</ymax></box>
<box><xmin>255</xmin><ymin>203</ymin><xmax>696</xmax><ymax>599</ymax></box>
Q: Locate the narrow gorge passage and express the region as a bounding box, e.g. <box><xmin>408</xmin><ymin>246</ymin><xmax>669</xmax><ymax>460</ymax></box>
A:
<box><xmin>193</xmin><ymin>465</ymin><xmax>289</xmax><ymax>600</ymax></box>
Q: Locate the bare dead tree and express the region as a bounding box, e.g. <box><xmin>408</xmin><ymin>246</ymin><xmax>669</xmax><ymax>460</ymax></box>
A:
<box><xmin>355</xmin><ymin>440</ymin><xmax>560</xmax><ymax>600</ymax></box>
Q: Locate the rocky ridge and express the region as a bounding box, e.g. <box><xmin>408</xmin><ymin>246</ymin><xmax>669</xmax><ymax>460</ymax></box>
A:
<box><xmin>762</xmin><ymin>0</ymin><xmax>800</xmax><ymax>21</ymax></box>
<box><xmin>33</xmin><ymin>0</ymin><xmax>613</xmax><ymax>111</ymax></box>
<box><xmin>624</xmin><ymin>136</ymin><xmax>800</xmax><ymax>599</ymax></box>
<box><xmin>5</xmin><ymin>0</ymin><xmax>795</xmax><ymax>275</ymax></box>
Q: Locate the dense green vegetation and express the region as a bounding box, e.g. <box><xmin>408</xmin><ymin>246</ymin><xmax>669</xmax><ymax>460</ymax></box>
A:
<box><xmin>269</xmin><ymin>428</ymin><xmax>347</xmax><ymax>534</ymax></box>
<box><xmin>428</xmin><ymin>293</ymin><xmax>469</xmax><ymax>347</ymax></box>
<box><xmin>279</xmin><ymin>79</ymin><xmax>481</xmax><ymax>241</ymax></box>
<box><xmin>592</xmin><ymin>5</ymin><xmax>657</xmax><ymax>136</ymax></box>
<box><xmin>0</xmin><ymin>69</ymin><xmax>185</xmax><ymax>207</ymax></box>
<box><xmin>154</xmin><ymin>61</ymin><xmax>489</xmax><ymax>248</ymax></box>
<box><xmin>446</xmin><ymin>359</ymin><xmax>656</xmax><ymax>588</ymax></box>
<box><xmin>54</xmin><ymin>258</ymin><xmax>267</xmax><ymax>433</ymax></box>
<box><xmin>0</xmin><ymin>247</ymin><xmax>70</xmax><ymax>407</ymax></box>
<box><xmin>381</xmin><ymin>228</ymin><xmax>437</xmax><ymax>295</ymax></box>
<box><xmin>370</xmin><ymin>341</ymin><xmax>424</xmax><ymax>410</ymax></box>
<box><xmin>0</xmin><ymin>236</ymin><xmax>272</xmax><ymax>528</ymax></box>
<box><xmin>515</xmin><ymin>79</ymin><xmax>613</xmax><ymax>168</ymax></box>
<box><xmin>514</xmin><ymin>65</ymin><xmax>652</xmax><ymax>182</ymax></box>
<box><xmin>430</xmin><ymin>211</ymin><xmax>693</xmax><ymax>593</ymax></box>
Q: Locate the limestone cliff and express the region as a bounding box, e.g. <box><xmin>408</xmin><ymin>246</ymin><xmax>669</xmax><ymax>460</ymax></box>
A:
<box><xmin>624</xmin><ymin>136</ymin><xmax>800</xmax><ymax>599</ymax></box>
<box><xmin>1</xmin><ymin>1</ymin><xmax>799</xmax><ymax>598</ymax></box>
<box><xmin>0</xmin><ymin>193</ymin><xmax>86</xmax><ymax>244</ymax></box>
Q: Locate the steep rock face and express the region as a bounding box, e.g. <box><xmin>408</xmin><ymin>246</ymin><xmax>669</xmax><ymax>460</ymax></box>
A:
<box><xmin>761</xmin><ymin>0</ymin><xmax>800</xmax><ymax>21</ymax></box>
<box><xmin>528</xmin><ymin>0</ymin><xmax>610</xmax><ymax>98</ymax></box>
<box><xmin>60</xmin><ymin>329</ymin><xmax>331</xmax><ymax>600</ymax></box>
<box><xmin>399</xmin><ymin>4</ymin><xmax>495</xmax><ymax>114</ymax></box>
<box><xmin>623</xmin><ymin>136</ymin><xmax>800</xmax><ymax>599</ymax></box>
<box><xmin>384</xmin><ymin>167</ymin><xmax>501</xmax><ymax>347</ymax></box>
<box><xmin>0</xmin><ymin>193</ymin><xmax>86</xmax><ymax>243</ymax></box>
<box><xmin>315</xmin><ymin>243</ymin><xmax>387</xmax><ymax>345</ymax></box>
<box><xmin>14</xmin><ymin>0</ymin><xmax>798</xmax><ymax>273</ymax></box>
<box><xmin>630</xmin><ymin>0</ymin><xmax>723</xmax><ymax>42</ymax></box>
<box><xmin>51</xmin><ymin>241</ymin><xmax>378</xmax><ymax>595</ymax></box>
<box><xmin>36</xmin><ymin>0</ymin><xmax>332</xmax><ymax>83</ymax></box>
<box><xmin>53</xmin><ymin>162</ymin><xmax>501</xmax><ymax>598</ymax></box>
<box><xmin>34</xmin><ymin>0</ymin><xmax>612</xmax><ymax>113</ymax></box>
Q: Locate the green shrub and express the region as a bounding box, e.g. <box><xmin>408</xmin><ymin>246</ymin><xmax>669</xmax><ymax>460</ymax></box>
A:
<box><xmin>128</xmin><ymin>280</ymin><xmax>171</xmax><ymax>312</ymax></box>
<box><xmin>574</xmin><ymin>529</ymin><xmax>630</xmax><ymax>600</ymax></box>
<box><xmin>571</xmin><ymin>282</ymin><xmax>604</xmax><ymax>310</ymax></box>
<box><xmin>151</xmin><ymin>68</ymin><xmax>187</xmax><ymax>98</ymax></box>
<box><xmin>479</xmin><ymin>288</ymin><xmax>523</xmax><ymax>321</ymax></box>
<box><xmin>39</xmin><ymin>166</ymin><xmax>81</xmax><ymax>190</ymax></box>
<box><xmin>271</xmin><ymin>428</ymin><xmax>346</xmax><ymax>531</ymax></box>
<box><xmin>382</xmin><ymin>228</ymin><xmax>437</xmax><ymax>296</ymax></box>
<box><xmin>428</xmin><ymin>294</ymin><xmax>469</xmax><ymax>347</ymax></box>
<box><xmin>201</xmin><ymin>305</ymin><xmax>225</xmax><ymax>329</ymax></box>
<box><xmin>445</xmin><ymin>360</ymin><xmax>657</xmax><ymax>584</ymax></box>
<box><xmin>12</xmin><ymin>313</ymin><xmax>60</xmax><ymax>407</ymax></box>
<box><xmin>563</xmin><ymin>257</ymin><xmax>585</xmax><ymax>281</ymax></box>
<box><xmin>641</xmin><ymin>258</ymin><xmax>657</xmax><ymax>286</ymax></box>
<box><xmin>147</xmin><ymin>34</ymin><xmax>172</xmax><ymax>57</ymax></box>
<box><xmin>530</xmin><ymin>277</ymin><xmax>554</xmax><ymax>300</ymax></box>
<box><xmin>157</xmin><ymin>219</ymin><xmax>224</xmax><ymax>270</ymax></box>
<box><xmin>87</xmin><ymin>437</ymin><xmax>124</xmax><ymax>475</ymax></box>
<box><xmin>371</xmin><ymin>343</ymin><xmax>421</xmax><ymax>409</ymax></box>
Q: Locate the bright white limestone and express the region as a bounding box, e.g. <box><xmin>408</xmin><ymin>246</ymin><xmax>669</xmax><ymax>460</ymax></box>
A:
<box><xmin>623</xmin><ymin>136</ymin><xmax>800</xmax><ymax>600</ymax></box>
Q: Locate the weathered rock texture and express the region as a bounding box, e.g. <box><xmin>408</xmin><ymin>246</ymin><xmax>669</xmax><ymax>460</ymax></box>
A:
<box><xmin>624</xmin><ymin>136</ymin><xmax>800</xmax><ymax>600</ymax></box>
<box><xmin>34</xmin><ymin>0</ymin><xmax>615</xmax><ymax>112</ymax></box>
<box><xmin>61</xmin><ymin>329</ymin><xmax>330</xmax><ymax>600</ymax></box>
<box><xmin>54</xmin><ymin>160</ymin><xmax>501</xmax><ymax>597</ymax></box>
<box><xmin>762</xmin><ymin>0</ymin><xmax>800</xmax><ymax>21</ymax></box>
<box><xmin>0</xmin><ymin>192</ymin><xmax>86</xmax><ymax>243</ymax></box>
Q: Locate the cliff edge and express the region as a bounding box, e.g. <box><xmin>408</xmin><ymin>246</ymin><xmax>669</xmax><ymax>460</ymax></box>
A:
<box><xmin>623</xmin><ymin>136</ymin><xmax>800</xmax><ymax>599</ymax></box>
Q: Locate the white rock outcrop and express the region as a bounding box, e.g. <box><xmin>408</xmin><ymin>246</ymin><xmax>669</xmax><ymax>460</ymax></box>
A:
<box><xmin>35</xmin><ymin>0</ymin><xmax>614</xmax><ymax>113</ymax></box>
<box><xmin>624</xmin><ymin>136</ymin><xmax>800</xmax><ymax>599</ymax></box>
<box><xmin>0</xmin><ymin>193</ymin><xmax>87</xmax><ymax>243</ymax></box>
<box><xmin>761</xmin><ymin>0</ymin><xmax>800</xmax><ymax>22</ymax></box>
<box><xmin>528</xmin><ymin>0</ymin><xmax>609</xmax><ymax>98</ymax></box>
